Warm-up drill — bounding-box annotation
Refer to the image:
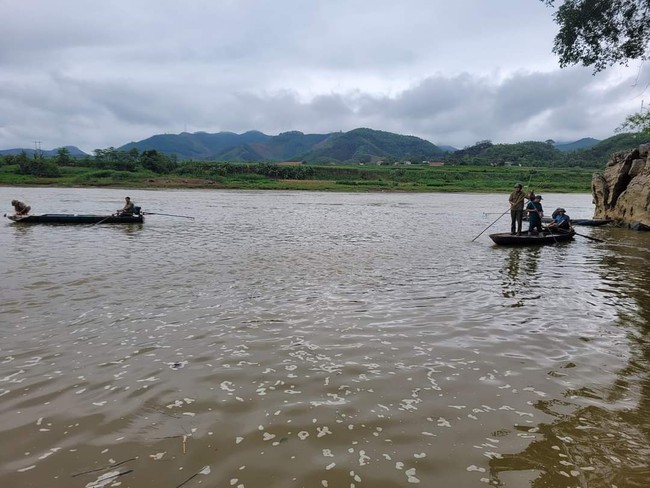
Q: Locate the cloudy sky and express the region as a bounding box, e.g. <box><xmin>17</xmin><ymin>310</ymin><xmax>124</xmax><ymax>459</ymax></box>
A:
<box><xmin>1</xmin><ymin>0</ymin><xmax>648</xmax><ymax>153</ymax></box>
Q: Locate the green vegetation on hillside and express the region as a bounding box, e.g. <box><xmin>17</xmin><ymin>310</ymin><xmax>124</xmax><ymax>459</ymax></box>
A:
<box><xmin>113</xmin><ymin>129</ymin><xmax>648</xmax><ymax>166</ymax></box>
<box><xmin>0</xmin><ymin>151</ymin><xmax>594</xmax><ymax>193</ymax></box>
<box><xmin>3</xmin><ymin>130</ymin><xmax>646</xmax><ymax>193</ymax></box>
<box><xmin>116</xmin><ymin>128</ymin><xmax>444</xmax><ymax>163</ymax></box>
<box><xmin>3</xmin><ymin>130</ymin><xmax>647</xmax><ymax>168</ymax></box>
<box><xmin>442</xmin><ymin>133</ymin><xmax>650</xmax><ymax>167</ymax></box>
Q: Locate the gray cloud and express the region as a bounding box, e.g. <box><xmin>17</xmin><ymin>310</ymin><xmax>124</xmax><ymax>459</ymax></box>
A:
<box><xmin>0</xmin><ymin>0</ymin><xmax>647</xmax><ymax>153</ymax></box>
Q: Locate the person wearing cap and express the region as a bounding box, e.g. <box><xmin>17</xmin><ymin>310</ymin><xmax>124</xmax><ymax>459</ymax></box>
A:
<box><xmin>526</xmin><ymin>194</ymin><xmax>544</xmax><ymax>234</ymax></box>
<box><xmin>11</xmin><ymin>199</ymin><xmax>31</xmax><ymax>216</ymax></box>
<box><xmin>547</xmin><ymin>208</ymin><xmax>572</xmax><ymax>231</ymax></box>
<box><xmin>508</xmin><ymin>183</ymin><xmax>526</xmax><ymax>235</ymax></box>
<box><xmin>117</xmin><ymin>196</ymin><xmax>135</xmax><ymax>216</ymax></box>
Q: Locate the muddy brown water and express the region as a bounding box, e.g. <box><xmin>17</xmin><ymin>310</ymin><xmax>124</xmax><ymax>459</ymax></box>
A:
<box><xmin>1</xmin><ymin>188</ymin><xmax>649</xmax><ymax>487</ymax></box>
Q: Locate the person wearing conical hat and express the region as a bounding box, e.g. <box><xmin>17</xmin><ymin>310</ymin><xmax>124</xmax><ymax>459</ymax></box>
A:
<box><xmin>547</xmin><ymin>208</ymin><xmax>572</xmax><ymax>231</ymax></box>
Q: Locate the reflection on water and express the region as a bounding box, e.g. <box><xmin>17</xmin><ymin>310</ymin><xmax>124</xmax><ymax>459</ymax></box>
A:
<box><xmin>491</xmin><ymin>228</ymin><xmax>650</xmax><ymax>487</ymax></box>
<box><xmin>0</xmin><ymin>187</ymin><xmax>649</xmax><ymax>487</ymax></box>
<box><xmin>500</xmin><ymin>247</ymin><xmax>543</xmax><ymax>306</ymax></box>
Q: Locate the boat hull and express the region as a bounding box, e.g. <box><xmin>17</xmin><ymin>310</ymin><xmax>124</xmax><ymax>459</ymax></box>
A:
<box><xmin>569</xmin><ymin>219</ymin><xmax>612</xmax><ymax>226</ymax></box>
<box><xmin>7</xmin><ymin>214</ymin><xmax>144</xmax><ymax>224</ymax></box>
<box><xmin>489</xmin><ymin>230</ymin><xmax>575</xmax><ymax>246</ymax></box>
<box><xmin>524</xmin><ymin>217</ymin><xmax>612</xmax><ymax>226</ymax></box>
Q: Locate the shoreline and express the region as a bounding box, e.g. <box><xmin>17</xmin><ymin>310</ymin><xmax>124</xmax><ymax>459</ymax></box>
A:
<box><xmin>0</xmin><ymin>181</ymin><xmax>594</xmax><ymax>194</ymax></box>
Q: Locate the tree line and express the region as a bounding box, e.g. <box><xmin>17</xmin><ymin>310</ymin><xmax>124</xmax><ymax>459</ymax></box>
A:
<box><xmin>2</xmin><ymin>131</ymin><xmax>649</xmax><ymax>179</ymax></box>
<box><xmin>442</xmin><ymin>133</ymin><xmax>650</xmax><ymax>167</ymax></box>
<box><xmin>0</xmin><ymin>147</ymin><xmax>178</xmax><ymax>177</ymax></box>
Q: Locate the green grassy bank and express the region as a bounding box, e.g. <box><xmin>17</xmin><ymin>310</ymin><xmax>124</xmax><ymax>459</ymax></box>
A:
<box><xmin>0</xmin><ymin>163</ymin><xmax>595</xmax><ymax>193</ymax></box>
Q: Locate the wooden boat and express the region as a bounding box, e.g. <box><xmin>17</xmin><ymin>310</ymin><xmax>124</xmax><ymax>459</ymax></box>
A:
<box><xmin>568</xmin><ymin>218</ymin><xmax>612</xmax><ymax>227</ymax></box>
<box><xmin>489</xmin><ymin>230</ymin><xmax>575</xmax><ymax>245</ymax></box>
<box><xmin>7</xmin><ymin>213</ymin><xmax>144</xmax><ymax>224</ymax></box>
<box><xmin>524</xmin><ymin>216</ymin><xmax>612</xmax><ymax>226</ymax></box>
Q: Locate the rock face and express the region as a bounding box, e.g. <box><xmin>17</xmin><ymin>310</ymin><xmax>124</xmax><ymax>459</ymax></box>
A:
<box><xmin>592</xmin><ymin>144</ymin><xmax>650</xmax><ymax>230</ymax></box>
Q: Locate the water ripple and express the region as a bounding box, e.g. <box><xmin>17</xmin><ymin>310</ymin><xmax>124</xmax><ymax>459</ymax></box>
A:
<box><xmin>1</xmin><ymin>188</ymin><xmax>649</xmax><ymax>487</ymax></box>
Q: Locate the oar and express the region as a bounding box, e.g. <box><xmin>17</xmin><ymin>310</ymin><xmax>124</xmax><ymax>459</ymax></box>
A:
<box><xmin>93</xmin><ymin>214</ymin><xmax>115</xmax><ymax>226</ymax></box>
<box><xmin>471</xmin><ymin>208</ymin><xmax>509</xmax><ymax>242</ymax></box>
<box><xmin>573</xmin><ymin>231</ymin><xmax>605</xmax><ymax>243</ymax></box>
<box><xmin>556</xmin><ymin>227</ymin><xmax>605</xmax><ymax>243</ymax></box>
<box><xmin>143</xmin><ymin>212</ymin><xmax>195</xmax><ymax>220</ymax></box>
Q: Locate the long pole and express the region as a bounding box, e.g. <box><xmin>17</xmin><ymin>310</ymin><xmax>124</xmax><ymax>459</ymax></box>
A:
<box><xmin>471</xmin><ymin>208</ymin><xmax>510</xmax><ymax>242</ymax></box>
<box><xmin>557</xmin><ymin>227</ymin><xmax>604</xmax><ymax>243</ymax></box>
<box><xmin>144</xmin><ymin>212</ymin><xmax>195</xmax><ymax>220</ymax></box>
<box><xmin>473</xmin><ymin>173</ymin><xmax>534</xmax><ymax>242</ymax></box>
<box><xmin>574</xmin><ymin>231</ymin><xmax>605</xmax><ymax>243</ymax></box>
<box><xmin>93</xmin><ymin>214</ymin><xmax>115</xmax><ymax>226</ymax></box>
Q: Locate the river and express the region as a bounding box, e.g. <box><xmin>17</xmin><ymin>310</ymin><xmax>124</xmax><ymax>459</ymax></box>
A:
<box><xmin>1</xmin><ymin>187</ymin><xmax>649</xmax><ymax>488</ymax></box>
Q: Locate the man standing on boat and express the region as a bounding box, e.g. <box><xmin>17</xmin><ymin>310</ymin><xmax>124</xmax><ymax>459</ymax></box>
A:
<box><xmin>11</xmin><ymin>199</ymin><xmax>31</xmax><ymax>216</ymax></box>
<box><xmin>526</xmin><ymin>195</ymin><xmax>544</xmax><ymax>234</ymax></box>
<box><xmin>508</xmin><ymin>183</ymin><xmax>526</xmax><ymax>235</ymax></box>
<box><xmin>118</xmin><ymin>196</ymin><xmax>135</xmax><ymax>216</ymax></box>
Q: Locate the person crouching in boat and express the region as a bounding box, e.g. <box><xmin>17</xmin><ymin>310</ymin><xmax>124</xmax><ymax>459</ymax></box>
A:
<box><xmin>525</xmin><ymin>195</ymin><xmax>544</xmax><ymax>235</ymax></box>
<box><xmin>118</xmin><ymin>196</ymin><xmax>135</xmax><ymax>216</ymax></box>
<box><xmin>547</xmin><ymin>208</ymin><xmax>572</xmax><ymax>232</ymax></box>
<box><xmin>11</xmin><ymin>199</ymin><xmax>31</xmax><ymax>216</ymax></box>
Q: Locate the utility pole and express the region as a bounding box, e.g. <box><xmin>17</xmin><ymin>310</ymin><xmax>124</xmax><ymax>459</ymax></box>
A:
<box><xmin>33</xmin><ymin>141</ymin><xmax>42</xmax><ymax>156</ymax></box>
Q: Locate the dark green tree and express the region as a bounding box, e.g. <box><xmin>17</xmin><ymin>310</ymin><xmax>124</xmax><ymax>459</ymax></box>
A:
<box><xmin>54</xmin><ymin>147</ymin><xmax>73</xmax><ymax>166</ymax></box>
<box><xmin>139</xmin><ymin>149</ymin><xmax>177</xmax><ymax>174</ymax></box>
<box><xmin>18</xmin><ymin>151</ymin><xmax>60</xmax><ymax>177</ymax></box>
<box><xmin>93</xmin><ymin>147</ymin><xmax>137</xmax><ymax>171</ymax></box>
<box><xmin>542</xmin><ymin>0</ymin><xmax>650</xmax><ymax>72</ymax></box>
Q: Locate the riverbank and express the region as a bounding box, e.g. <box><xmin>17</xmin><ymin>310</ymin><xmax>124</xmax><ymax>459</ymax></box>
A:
<box><xmin>0</xmin><ymin>163</ymin><xmax>595</xmax><ymax>192</ymax></box>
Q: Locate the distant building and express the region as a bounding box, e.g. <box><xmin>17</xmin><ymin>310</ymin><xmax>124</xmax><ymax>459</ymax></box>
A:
<box><xmin>428</xmin><ymin>161</ymin><xmax>445</xmax><ymax>166</ymax></box>
<box><xmin>277</xmin><ymin>161</ymin><xmax>303</xmax><ymax>165</ymax></box>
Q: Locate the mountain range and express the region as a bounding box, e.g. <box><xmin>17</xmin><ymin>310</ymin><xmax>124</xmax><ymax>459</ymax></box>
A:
<box><xmin>118</xmin><ymin>128</ymin><xmax>449</xmax><ymax>163</ymax></box>
<box><xmin>0</xmin><ymin>129</ymin><xmax>604</xmax><ymax>163</ymax></box>
<box><xmin>0</xmin><ymin>145</ymin><xmax>88</xmax><ymax>158</ymax></box>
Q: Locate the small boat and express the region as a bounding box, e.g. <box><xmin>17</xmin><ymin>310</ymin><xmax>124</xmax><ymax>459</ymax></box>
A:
<box><xmin>7</xmin><ymin>213</ymin><xmax>144</xmax><ymax>224</ymax></box>
<box><xmin>489</xmin><ymin>230</ymin><xmax>575</xmax><ymax>246</ymax></box>
<box><xmin>569</xmin><ymin>218</ymin><xmax>612</xmax><ymax>227</ymax></box>
<box><xmin>524</xmin><ymin>216</ymin><xmax>612</xmax><ymax>226</ymax></box>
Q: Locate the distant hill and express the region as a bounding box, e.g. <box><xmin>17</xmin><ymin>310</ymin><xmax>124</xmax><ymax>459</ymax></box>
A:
<box><xmin>554</xmin><ymin>138</ymin><xmax>600</xmax><ymax>152</ymax></box>
<box><xmin>0</xmin><ymin>145</ymin><xmax>87</xmax><ymax>157</ymax></box>
<box><xmin>297</xmin><ymin>128</ymin><xmax>444</xmax><ymax>163</ymax></box>
<box><xmin>119</xmin><ymin>131</ymin><xmax>272</xmax><ymax>160</ymax></box>
<box><xmin>444</xmin><ymin>140</ymin><xmax>565</xmax><ymax>166</ymax></box>
<box><xmin>567</xmin><ymin>132</ymin><xmax>650</xmax><ymax>165</ymax></box>
<box><xmin>4</xmin><ymin>133</ymin><xmax>643</xmax><ymax>168</ymax></box>
<box><xmin>117</xmin><ymin>128</ymin><xmax>444</xmax><ymax>163</ymax></box>
<box><xmin>442</xmin><ymin>133</ymin><xmax>650</xmax><ymax>168</ymax></box>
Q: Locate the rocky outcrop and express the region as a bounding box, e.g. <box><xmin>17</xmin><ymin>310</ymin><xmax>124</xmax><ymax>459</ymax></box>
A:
<box><xmin>592</xmin><ymin>144</ymin><xmax>650</xmax><ymax>230</ymax></box>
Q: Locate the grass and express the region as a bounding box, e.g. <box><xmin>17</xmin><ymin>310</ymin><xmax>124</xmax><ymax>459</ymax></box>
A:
<box><xmin>0</xmin><ymin>164</ymin><xmax>596</xmax><ymax>193</ymax></box>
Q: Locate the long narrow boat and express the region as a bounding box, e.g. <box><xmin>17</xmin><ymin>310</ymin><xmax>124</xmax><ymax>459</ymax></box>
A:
<box><xmin>7</xmin><ymin>214</ymin><xmax>144</xmax><ymax>224</ymax></box>
<box><xmin>568</xmin><ymin>218</ymin><xmax>612</xmax><ymax>226</ymax></box>
<box><xmin>489</xmin><ymin>230</ymin><xmax>575</xmax><ymax>246</ymax></box>
<box><xmin>524</xmin><ymin>216</ymin><xmax>612</xmax><ymax>226</ymax></box>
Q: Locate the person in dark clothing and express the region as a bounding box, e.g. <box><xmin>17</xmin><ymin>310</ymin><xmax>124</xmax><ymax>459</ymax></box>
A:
<box><xmin>526</xmin><ymin>195</ymin><xmax>544</xmax><ymax>234</ymax></box>
<box><xmin>11</xmin><ymin>199</ymin><xmax>31</xmax><ymax>216</ymax></box>
<box><xmin>118</xmin><ymin>196</ymin><xmax>135</xmax><ymax>216</ymax></box>
<box><xmin>547</xmin><ymin>208</ymin><xmax>572</xmax><ymax>231</ymax></box>
<box><xmin>508</xmin><ymin>183</ymin><xmax>526</xmax><ymax>235</ymax></box>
